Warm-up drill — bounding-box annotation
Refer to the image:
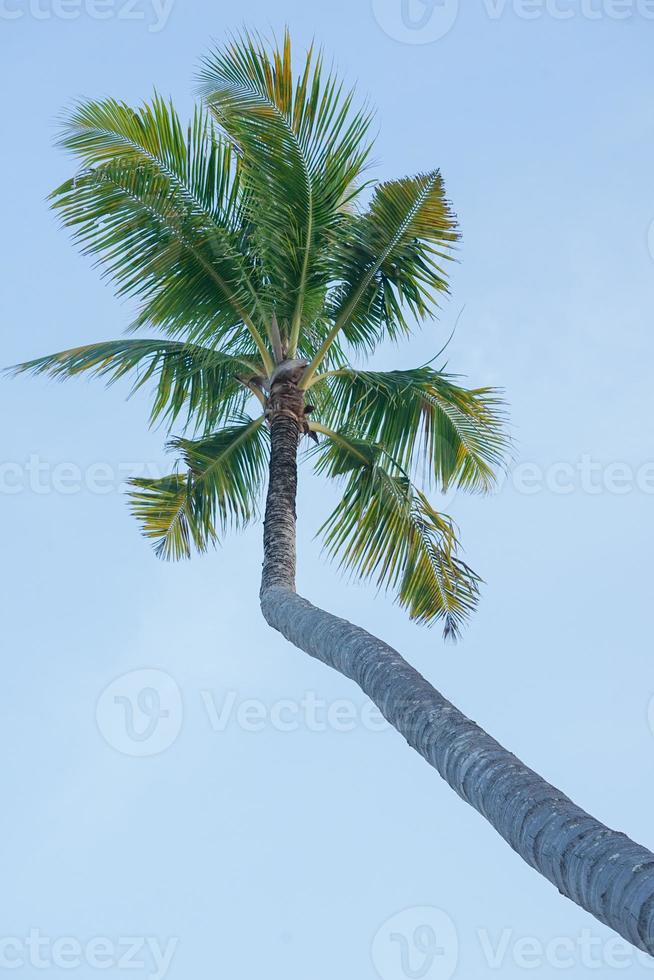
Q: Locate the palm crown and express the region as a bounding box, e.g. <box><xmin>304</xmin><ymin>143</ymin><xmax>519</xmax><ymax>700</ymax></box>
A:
<box><xmin>13</xmin><ymin>30</ymin><xmax>508</xmax><ymax>638</ymax></box>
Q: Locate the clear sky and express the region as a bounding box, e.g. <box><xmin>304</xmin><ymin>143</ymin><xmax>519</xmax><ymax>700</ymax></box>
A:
<box><xmin>2</xmin><ymin>2</ymin><xmax>654</xmax><ymax>978</ymax></box>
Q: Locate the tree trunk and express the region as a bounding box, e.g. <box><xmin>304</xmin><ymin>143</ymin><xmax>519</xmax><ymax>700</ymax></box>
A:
<box><xmin>260</xmin><ymin>395</ymin><xmax>654</xmax><ymax>957</ymax></box>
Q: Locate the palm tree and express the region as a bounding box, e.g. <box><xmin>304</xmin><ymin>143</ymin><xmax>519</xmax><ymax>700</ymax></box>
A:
<box><xmin>12</xmin><ymin>30</ymin><xmax>654</xmax><ymax>957</ymax></box>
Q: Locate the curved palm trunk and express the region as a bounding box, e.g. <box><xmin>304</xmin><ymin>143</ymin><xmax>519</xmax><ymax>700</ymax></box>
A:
<box><xmin>260</xmin><ymin>403</ymin><xmax>654</xmax><ymax>957</ymax></box>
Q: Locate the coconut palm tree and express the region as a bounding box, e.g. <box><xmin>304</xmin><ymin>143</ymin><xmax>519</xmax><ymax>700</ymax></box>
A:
<box><xmin>12</xmin><ymin>29</ymin><xmax>654</xmax><ymax>958</ymax></box>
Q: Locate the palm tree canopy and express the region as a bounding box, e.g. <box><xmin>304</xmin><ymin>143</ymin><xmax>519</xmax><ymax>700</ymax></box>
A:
<box><xmin>10</xmin><ymin>29</ymin><xmax>509</xmax><ymax>638</ymax></box>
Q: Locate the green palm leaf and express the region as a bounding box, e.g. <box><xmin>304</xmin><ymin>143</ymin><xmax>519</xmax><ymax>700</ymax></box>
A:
<box><xmin>314</xmin><ymin>429</ymin><xmax>480</xmax><ymax>637</ymax></box>
<box><xmin>199</xmin><ymin>29</ymin><xmax>373</xmax><ymax>352</ymax></box>
<box><xmin>8</xmin><ymin>339</ymin><xmax>265</xmax><ymax>432</ymax></box>
<box><xmin>314</xmin><ymin>365</ymin><xmax>509</xmax><ymax>491</ymax></box>
<box><xmin>303</xmin><ymin>171</ymin><xmax>459</xmax><ymax>382</ymax></box>
<box><xmin>52</xmin><ymin>96</ymin><xmax>272</xmax><ymax>368</ymax></box>
<box><xmin>128</xmin><ymin>415</ymin><xmax>268</xmax><ymax>559</ymax></box>
<box><xmin>126</xmin><ymin>473</ymin><xmax>194</xmax><ymax>562</ymax></box>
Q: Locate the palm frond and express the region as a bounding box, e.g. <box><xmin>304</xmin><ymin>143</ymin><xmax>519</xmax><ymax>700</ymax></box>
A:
<box><xmin>199</xmin><ymin>28</ymin><xmax>373</xmax><ymax>351</ymax></box>
<box><xmin>52</xmin><ymin>96</ymin><xmax>273</xmax><ymax>368</ymax></box>
<box><xmin>314</xmin><ymin>365</ymin><xmax>509</xmax><ymax>491</ymax></box>
<box><xmin>8</xmin><ymin>339</ymin><xmax>265</xmax><ymax>432</ymax></box>
<box><xmin>314</xmin><ymin>429</ymin><xmax>480</xmax><ymax>637</ymax></box>
<box><xmin>127</xmin><ymin>473</ymin><xmax>194</xmax><ymax>561</ymax></box>
<box><xmin>303</xmin><ymin>171</ymin><xmax>459</xmax><ymax>382</ymax></box>
<box><xmin>128</xmin><ymin>415</ymin><xmax>268</xmax><ymax>558</ymax></box>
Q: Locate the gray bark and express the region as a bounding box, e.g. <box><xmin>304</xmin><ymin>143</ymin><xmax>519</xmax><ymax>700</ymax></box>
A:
<box><xmin>260</xmin><ymin>397</ymin><xmax>654</xmax><ymax>956</ymax></box>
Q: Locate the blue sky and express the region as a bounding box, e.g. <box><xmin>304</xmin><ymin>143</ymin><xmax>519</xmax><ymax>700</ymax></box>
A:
<box><xmin>2</xmin><ymin>2</ymin><xmax>654</xmax><ymax>977</ymax></box>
